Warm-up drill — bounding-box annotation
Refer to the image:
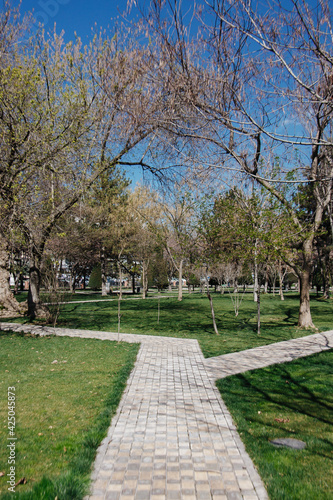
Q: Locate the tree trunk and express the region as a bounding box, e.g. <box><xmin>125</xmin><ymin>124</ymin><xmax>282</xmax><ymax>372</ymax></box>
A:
<box><xmin>278</xmin><ymin>260</ymin><xmax>285</xmax><ymax>301</ymax></box>
<box><xmin>157</xmin><ymin>296</ymin><xmax>161</xmax><ymax>324</ymax></box>
<box><xmin>69</xmin><ymin>270</ymin><xmax>75</xmax><ymax>293</ymax></box>
<box><xmin>142</xmin><ymin>259</ymin><xmax>149</xmax><ymax>299</ymax></box>
<box><xmin>101</xmin><ymin>246</ymin><xmax>107</xmax><ymax>296</ymax></box>
<box><xmin>272</xmin><ymin>273</ymin><xmax>276</xmax><ymax>296</ymax></box>
<box><xmin>278</xmin><ymin>273</ymin><xmax>284</xmax><ymax>300</ymax></box>
<box><xmin>14</xmin><ymin>273</ymin><xmax>24</xmax><ymax>294</ymax></box>
<box><xmin>257</xmin><ymin>280</ymin><xmax>261</xmax><ymax>335</ymax></box>
<box><xmin>298</xmin><ymin>267</ymin><xmax>315</xmax><ymax>328</ymax></box>
<box><xmin>118</xmin><ymin>261</ymin><xmax>123</xmax><ymax>300</ymax></box>
<box><xmin>178</xmin><ymin>259</ymin><xmax>183</xmax><ymax>301</ymax></box>
<box><xmin>205</xmin><ymin>273</ymin><xmax>218</xmax><ymax>334</ymax></box>
<box><xmin>207</xmin><ymin>289</ymin><xmax>219</xmax><ymax>334</ymax></box>
<box><xmin>296</xmin><ymin>237</ymin><xmax>316</xmax><ymax>328</ymax></box>
<box><xmin>264</xmin><ymin>270</ymin><xmax>268</xmax><ymax>294</ymax></box>
<box><xmin>322</xmin><ymin>253</ymin><xmax>330</xmax><ymax>299</ymax></box>
<box><xmin>0</xmin><ymin>237</ymin><xmax>24</xmax><ymax>317</ymax></box>
<box><xmin>117</xmin><ymin>295</ymin><xmax>121</xmax><ymax>341</ymax></box>
<box><xmin>253</xmin><ymin>241</ymin><xmax>258</xmax><ymax>302</ymax></box>
<box><xmin>27</xmin><ymin>265</ymin><xmax>49</xmax><ymax>320</ymax></box>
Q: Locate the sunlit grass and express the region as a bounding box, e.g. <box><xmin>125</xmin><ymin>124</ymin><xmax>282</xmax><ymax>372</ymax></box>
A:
<box><xmin>217</xmin><ymin>350</ymin><xmax>333</xmax><ymax>500</ymax></box>
<box><xmin>2</xmin><ymin>291</ymin><xmax>333</xmax><ymax>498</ymax></box>
<box><xmin>0</xmin><ymin>332</ymin><xmax>139</xmax><ymax>499</ymax></box>
<box><xmin>7</xmin><ymin>291</ymin><xmax>332</xmax><ymax>357</ymax></box>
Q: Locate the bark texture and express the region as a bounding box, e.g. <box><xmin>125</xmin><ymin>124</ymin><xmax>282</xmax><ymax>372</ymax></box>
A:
<box><xmin>0</xmin><ymin>238</ymin><xmax>25</xmax><ymax>317</ymax></box>
<box><xmin>178</xmin><ymin>259</ymin><xmax>183</xmax><ymax>301</ymax></box>
<box><xmin>298</xmin><ymin>268</ymin><xmax>315</xmax><ymax>328</ymax></box>
<box><xmin>101</xmin><ymin>247</ymin><xmax>108</xmax><ymax>296</ymax></box>
<box><xmin>27</xmin><ymin>266</ymin><xmax>49</xmax><ymax>320</ymax></box>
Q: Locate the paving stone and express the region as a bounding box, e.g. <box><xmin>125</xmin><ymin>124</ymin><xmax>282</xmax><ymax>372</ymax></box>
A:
<box><xmin>227</xmin><ymin>492</ymin><xmax>244</xmax><ymax>500</ymax></box>
<box><xmin>166</xmin><ymin>491</ymin><xmax>182</xmax><ymax>499</ymax></box>
<box><xmin>135</xmin><ymin>491</ymin><xmax>150</xmax><ymax>500</ymax></box>
<box><xmin>105</xmin><ymin>493</ymin><xmax>120</xmax><ymax>500</ymax></box>
<box><xmin>107</xmin><ymin>484</ymin><xmax>122</xmax><ymax>492</ymax></box>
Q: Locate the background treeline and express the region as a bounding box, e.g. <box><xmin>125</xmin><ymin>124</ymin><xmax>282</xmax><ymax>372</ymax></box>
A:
<box><xmin>0</xmin><ymin>0</ymin><xmax>332</xmax><ymax>329</ymax></box>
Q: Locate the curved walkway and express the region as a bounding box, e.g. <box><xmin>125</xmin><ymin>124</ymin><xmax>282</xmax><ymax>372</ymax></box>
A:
<box><xmin>1</xmin><ymin>323</ymin><xmax>332</xmax><ymax>500</ymax></box>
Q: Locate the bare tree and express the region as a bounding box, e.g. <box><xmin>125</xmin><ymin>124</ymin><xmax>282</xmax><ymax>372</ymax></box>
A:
<box><xmin>159</xmin><ymin>188</ymin><xmax>198</xmax><ymax>301</ymax></box>
<box><xmin>144</xmin><ymin>0</ymin><xmax>333</xmax><ymax>328</ymax></box>
<box><xmin>129</xmin><ymin>186</ymin><xmax>161</xmax><ymax>298</ymax></box>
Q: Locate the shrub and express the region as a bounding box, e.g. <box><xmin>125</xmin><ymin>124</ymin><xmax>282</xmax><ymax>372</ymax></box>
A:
<box><xmin>88</xmin><ymin>264</ymin><xmax>102</xmax><ymax>290</ymax></box>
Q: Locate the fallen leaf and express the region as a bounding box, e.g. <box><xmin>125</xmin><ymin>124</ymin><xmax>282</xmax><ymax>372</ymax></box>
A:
<box><xmin>51</xmin><ymin>360</ymin><xmax>58</xmax><ymax>364</ymax></box>
<box><xmin>275</xmin><ymin>418</ymin><xmax>290</xmax><ymax>423</ymax></box>
<box><xmin>38</xmin><ymin>433</ymin><xmax>43</xmax><ymax>436</ymax></box>
<box><xmin>15</xmin><ymin>477</ymin><xmax>26</xmax><ymax>487</ymax></box>
<box><xmin>0</xmin><ymin>472</ymin><xmax>5</xmax><ymax>477</ymax></box>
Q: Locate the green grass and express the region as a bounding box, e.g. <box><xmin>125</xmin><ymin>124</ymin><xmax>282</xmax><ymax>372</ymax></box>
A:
<box><xmin>2</xmin><ymin>291</ymin><xmax>333</xmax><ymax>498</ymax></box>
<box><xmin>0</xmin><ymin>331</ymin><xmax>139</xmax><ymax>499</ymax></box>
<box><xmin>6</xmin><ymin>291</ymin><xmax>333</xmax><ymax>357</ymax></box>
<box><xmin>217</xmin><ymin>350</ymin><xmax>333</xmax><ymax>500</ymax></box>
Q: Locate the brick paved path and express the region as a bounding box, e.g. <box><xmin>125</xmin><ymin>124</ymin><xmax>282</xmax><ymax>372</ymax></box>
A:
<box><xmin>205</xmin><ymin>330</ymin><xmax>333</xmax><ymax>380</ymax></box>
<box><xmin>1</xmin><ymin>323</ymin><xmax>332</xmax><ymax>499</ymax></box>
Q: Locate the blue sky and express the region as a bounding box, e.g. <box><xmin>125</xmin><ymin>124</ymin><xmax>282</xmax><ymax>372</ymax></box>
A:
<box><xmin>9</xmin><ymin>0</ymin><xmax>320</xmax><ymax>188</ymax></box>
<box><xmin>15</xmin><ymin>0</ymin><xmax>141</xmax><ymax>41</ymax></box>
<box><xmin>14</xmin><ymin>0</ymin><xmax>321</xmax><ymax>43</ymax></box>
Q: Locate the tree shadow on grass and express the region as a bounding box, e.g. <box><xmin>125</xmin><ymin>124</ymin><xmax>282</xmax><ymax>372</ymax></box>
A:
<box><xmin>218</xmin><ymin>351</ymin><xmax>333</xmax><ymax>459</ymax></box>
<box><xmin>234</xmin><ymin>368</ymin><xmax>333</xmax><ymax>426</ymax></box>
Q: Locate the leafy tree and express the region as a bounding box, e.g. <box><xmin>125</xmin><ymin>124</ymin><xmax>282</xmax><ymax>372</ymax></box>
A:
<box><xmin>0</xmin><ymin>8</ymin><xmax>162</xmax><ymax>318</ymax></box>
<box><xmin>88</xmin><ymin>264</ymin><xmax>102</xmax><ymax>291</ymax></box>
<box><xmin>86</xmin><ymin>166</ymin><xmax>130</xmax><ymax>296</ymax></box>
<box><xmin>148</xmin><ymin>247</ymin><xmax>169</xmax><ymax>291</ymax></box>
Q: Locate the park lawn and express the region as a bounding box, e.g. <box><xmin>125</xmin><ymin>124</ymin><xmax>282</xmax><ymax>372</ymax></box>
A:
<box><xmin>217</xmin><ymin>350</ymin><xmax>333</xmax><ymax>500</ymax></box>
<box><xmin>7</xmin><ymin>291</ymin><xmax>332</xmax><ymax>358</ymax></box>
<box><xmin>2</xmin><ymin>293</ymin><xmax>332</xmax><ymax>499</ymax></box>
<box><xmin>0</xmin><ymin>331</ymin><xmax>139</xmax><ymax>499</ymax></box>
